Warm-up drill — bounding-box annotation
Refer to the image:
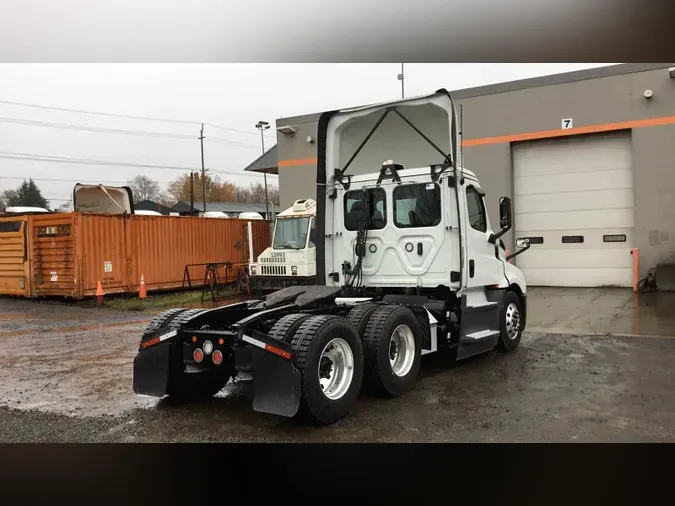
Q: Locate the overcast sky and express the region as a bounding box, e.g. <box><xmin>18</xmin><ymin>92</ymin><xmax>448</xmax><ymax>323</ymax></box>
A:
<box><xmin>0</xmin><ymin>63</ymin><xmax>614</xmax><ymax>208</ymax></box>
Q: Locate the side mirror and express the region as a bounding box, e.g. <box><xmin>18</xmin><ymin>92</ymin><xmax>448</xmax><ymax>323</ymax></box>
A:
<box><xmin>499</xmin><ymin>196</ymin><xmax>512</xmax><ymax>230</ymax></box>
<box><xmin>506</xmin><ymin>237</ymin><xmax>531</xmax><ymax>261</ymax></box>
<box><xmin>489</xmin><ymin>196</ymin><xmax>513</xmax><ymax>244</ymax></box>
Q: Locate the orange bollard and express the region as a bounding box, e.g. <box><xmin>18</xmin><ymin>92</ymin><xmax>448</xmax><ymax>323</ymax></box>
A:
<box><xmin>631</xmin><ymin>248</ymin><xmax>639</xmax><ymax>293</ymax></box>
<box><xmin>139</xmin><ymin>274</ymin><xmax>147</xmax><ymax>299</ymax></box>
<box><xmin>95</xmin><ymin>281</ymin><xmax>104</xmax><ymax>307</ymax></box>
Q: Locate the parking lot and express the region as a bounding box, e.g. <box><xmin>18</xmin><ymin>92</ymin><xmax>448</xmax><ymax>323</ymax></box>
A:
<box><xmin>1</xmin><ymin>287</ymin><xmax>674</xmax><ymax>442</ymax></box>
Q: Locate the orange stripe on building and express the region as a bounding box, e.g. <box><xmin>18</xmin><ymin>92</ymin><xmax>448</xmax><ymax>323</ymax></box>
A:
<box><xmin>278</xmin><ymin>157</ymin><xmax>318</xmax><ymax>167</ymax></box>
<box><xmin>276</xmin><ymin>114</ymin><xmax>675</xmax><ymax>166</ymax></box>
<box><xmin>462</xmin><ymin>115</ymin><xmax>675</xmax><ymax>147</ymax></box>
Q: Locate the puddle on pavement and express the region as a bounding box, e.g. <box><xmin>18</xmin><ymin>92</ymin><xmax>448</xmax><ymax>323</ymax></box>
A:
<box><xmin>611</xmin><ymin>291</ymin><xmax>675</xmax><ymax>337</ymax></box>
<box><xmin>528</xmin><ymin>289</ymin><xmax>675</xmax><ymax>338</ymax></box>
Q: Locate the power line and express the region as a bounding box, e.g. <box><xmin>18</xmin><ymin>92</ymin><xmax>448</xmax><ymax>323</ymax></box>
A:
<box><xmin>0</xmin><ymin>116</ymin><xmax>268</xmax><ymax>147</ymax></box>
<box><xmin>0</xmin><ymin>98</ymin><xmax>276</xmax><ymax>139</ymax></box>
<box><xmin>203</xmin><ymin>122</ymin><xmax>276</xmax><ymax>138</ymax></box>
<box><xmin>0</xmin><ymin>116</ymin><xmax>196</xmax><ymax>140</ymax></box>
<box><xmin>0</xmin><ymin>176</ymin><xmax>173</xmax><ymax>185</ymax></box>
<box><xmin>0</xmin><ymin>150</ymin><xmax>278</xmax><ymax>179</ymax></box>
<box><xmin>202</xmin><ymin>136</ymin><xmax>270</xmax><ymax>149</ymax></box>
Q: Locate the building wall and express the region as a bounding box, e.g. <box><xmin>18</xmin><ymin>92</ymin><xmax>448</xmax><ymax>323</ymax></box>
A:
<box><xmin>276</xmin><ymin>113</ymin><xmax>321</xmax><ymax>209</ymax></box>
<box><xmin>276</xmin><ymin>65</ymin><xmax>675</xmax><ymax>277</ymax></box>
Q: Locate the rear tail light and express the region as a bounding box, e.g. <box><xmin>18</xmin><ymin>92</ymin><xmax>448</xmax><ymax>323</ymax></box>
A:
<box><xmin>141</xmin><ymin>336</ymin><xmax>160</xmax><ymax>349</ymax></box>
<box><xmin>212</xmin><ymin>350</ymin><xmax>223</xmax><ymax>365</ymax></box>
<box><xmin>193</xmin><ymin>348</ymin><xmax>204</xmax><ymax>363</ymax></box>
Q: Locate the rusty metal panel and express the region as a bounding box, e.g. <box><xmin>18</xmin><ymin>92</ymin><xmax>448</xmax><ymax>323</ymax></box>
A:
<box><xmin>0</xmin><ymin>216</ymin><xmax>29</xmax><ymax>296</ymax></box>
<box><xmin>30</xmin><ymin>213</ymin><xmax>80</xmax><ymax>297</ymax></box>
<box><xmin>30</xmin><ymin>213</ymin><xmax>127</xmax><ymax>298</ymax></box>
<box><xmin>125</xmin><ymin>215</ymin><xmax>272</xmax><ymax>292</ymax></box>
<box><xmin>78</xmin><ymin>214</ymin><xmax>128</xmax><ymax>296</ymax></box>
<box><xmin>30</xmin><ymin>213</ymin><xmax>78</xmax><ymax>297</ymax></box>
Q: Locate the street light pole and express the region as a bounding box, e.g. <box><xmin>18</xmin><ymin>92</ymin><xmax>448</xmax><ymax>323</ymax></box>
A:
<box><xmin>397</xmin><ymin>63</ymin><xmax>405</xmax><ymax>98</ymax></box>
<box><xmin>255</xmin><ymin>120</ymin><xmax>271</xmax><ymax>219</ymax></box>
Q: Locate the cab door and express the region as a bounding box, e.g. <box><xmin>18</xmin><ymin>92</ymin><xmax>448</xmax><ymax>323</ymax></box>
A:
<box><xmin>388</xmin><ymin>182</ymin><xmax>447</xmax><ymax>285</ymax></box>
<box><xmin>463</xmin><ymin>184</ymin><xmax>506</xmax><ymax>289</ymax></box>
<box><xmin>340</xmin><ymin>181</ymin><xmax>448</xmax><ymax>288</ymax></box>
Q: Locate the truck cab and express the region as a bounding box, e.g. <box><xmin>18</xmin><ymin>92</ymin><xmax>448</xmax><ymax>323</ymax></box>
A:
<box><xmin>248</xmin><ymin>198</ymin><xmax>317</xmax><ymax>291</ymax></box>
<box><xmin>325</xmin><ymin>164</ymin><xmax>525</xmax><ymax>295</ymax></box>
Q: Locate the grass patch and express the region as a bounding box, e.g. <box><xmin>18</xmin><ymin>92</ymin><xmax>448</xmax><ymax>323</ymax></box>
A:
<box><xmin>102</xmin><ymin>290</ymin><xmax>216</xmax><ymax>312</ymax></box>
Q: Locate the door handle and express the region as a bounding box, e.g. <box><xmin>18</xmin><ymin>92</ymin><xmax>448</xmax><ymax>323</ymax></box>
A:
<box><xmin>417</xmin><ymin>243</ymin><xmax>423</xmax><ymax>256</ymax></box>
<box><xmin>469</xmin><ymin>259</ymin><xmax>475</xmax><ymax>278</ymax></box>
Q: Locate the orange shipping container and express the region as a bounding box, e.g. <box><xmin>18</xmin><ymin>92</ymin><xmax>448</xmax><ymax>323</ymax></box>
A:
<box><xmin>0</xmin><ymin>213</ymin><xmax>271</xmax><ymax>299</ymax></box>
<box><xmin>0</xmin><ymin>216</ymin><xmax>30</xmax><ymax>296</ymax></box>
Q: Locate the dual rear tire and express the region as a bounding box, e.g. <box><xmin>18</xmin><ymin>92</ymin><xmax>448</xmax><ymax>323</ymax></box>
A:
<box><xmin>269</xmin><ymin>305</ymin><xmax>422</xmax><ymax>425</ymax></box>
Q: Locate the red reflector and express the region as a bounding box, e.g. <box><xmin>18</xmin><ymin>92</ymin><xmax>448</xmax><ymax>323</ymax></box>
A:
<box><xmin>193</xmin><ymin>348</ymin><xmax>204</xmax><ymax>363</ymax></box>
<box><xmin>212</xmin><ymin>350</ymin><xmax>223</xmax><ymax>365</ymax></box>
<box><xmin>264</xmin><ymin>343</ymin><xmax>291</xmax><ymax>360</ymax></box>
<box><xmin>141</xmin><ymin>336</ymin><xmax>160</xmax><ymax>349</ymax></box>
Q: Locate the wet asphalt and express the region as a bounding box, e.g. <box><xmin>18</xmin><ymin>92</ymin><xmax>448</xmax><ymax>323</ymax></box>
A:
<box><xmin>1</xmin><ymin>291</ymin><xmax>675</xmax><ymax>442</ymax></box>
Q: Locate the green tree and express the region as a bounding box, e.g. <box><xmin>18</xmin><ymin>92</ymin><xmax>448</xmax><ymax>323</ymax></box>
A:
<box><xmin>2</xmin><ymin>179</ymin><xmax>49</xmax><ymax>209</ymax></box>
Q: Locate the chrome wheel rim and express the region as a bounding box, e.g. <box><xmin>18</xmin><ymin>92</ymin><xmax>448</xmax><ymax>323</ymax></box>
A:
<box><xmin>318</xmin><ymin>338</ymin><xmax>354</xmax><ymax>400</ymax></box>
<box><xmin>389</xmin><ymin>324</ymin><xmax>415</xmax><ymax>377</ymax></box>
<box><xmin>505</xmin><ymin>302</ymin><xmax>521</xmax><ymax>339</ymax></box>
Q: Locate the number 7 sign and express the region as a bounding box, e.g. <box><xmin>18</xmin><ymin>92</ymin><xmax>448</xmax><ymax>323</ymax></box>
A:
<box><xmin>561</xmin><ymin>118</ymin><xmax>573</xmax><ymax>129</ymax></box>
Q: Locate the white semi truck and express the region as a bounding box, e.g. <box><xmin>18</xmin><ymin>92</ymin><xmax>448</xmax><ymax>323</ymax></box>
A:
<box><xmin>132</xmin><ymin>89</ymin><xmax>532</xmax><ymax>425</ymax></box>
<box><xmin>247</xmin><ymin>198</ymin><xmax>317</xmax><ymax>293</ymax></box>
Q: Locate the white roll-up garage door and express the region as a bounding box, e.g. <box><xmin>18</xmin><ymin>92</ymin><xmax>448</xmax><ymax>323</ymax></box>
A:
<box><xmin>512</xmin><ymin>131</ymin><xmax>634</xmax><ymax>287</ymax></box>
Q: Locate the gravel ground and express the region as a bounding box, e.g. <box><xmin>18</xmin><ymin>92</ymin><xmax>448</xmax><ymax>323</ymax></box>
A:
<box><xmin>1</xmin><ymin>297</ymin><xmax>674</xmax><ymax>442</ymax></box>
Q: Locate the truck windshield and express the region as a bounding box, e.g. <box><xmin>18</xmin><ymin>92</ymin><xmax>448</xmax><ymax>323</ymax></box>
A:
<box><xmin>273</xmin><ymin>217</ymin><xmax>310</xmax><ymax>250</ymax></box>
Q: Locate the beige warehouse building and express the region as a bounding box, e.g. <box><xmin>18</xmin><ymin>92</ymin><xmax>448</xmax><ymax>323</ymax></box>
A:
<box><xmin>251</xmin><ymin>64</ymin><xmax>675</xmax><ymax>287</ymax></box>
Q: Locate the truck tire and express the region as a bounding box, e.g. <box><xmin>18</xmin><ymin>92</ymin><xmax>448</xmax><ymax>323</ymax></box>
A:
<box><xmin>346</xmin><ymin>304</ymin><xmax>380</xmax><ymax>339</ymax></box>
<box><xmin>290</xmin><ymin>315</ymin><xmax>364</xmax><ymax>425</ymax></box>
<box><xmin>142</xmin><ymin>308</ymin><xmax>189</xmax><ymax>336</ymax></box>
<box><xmin>496</xmin><ymin>291</ymin><xmax>523</xmax><ymax>352</ymax></box>
<box><xmin>269</xmin><ymin>313</ymin><xmax>313</xmax><ymax>343</ymax></box>
<box><xmin>362</xmin><ymin>305</ymin><xmax>422</xmax><ymax>397</ymax></box>
<box><xmin>168</xmin><ymin>309</ymin><xmax>206</xmax><ymax>331</ymax></box>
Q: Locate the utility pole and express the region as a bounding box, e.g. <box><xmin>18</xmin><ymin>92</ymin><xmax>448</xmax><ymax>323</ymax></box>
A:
<box><xmin>398</xmin><ymin>63</ymin><xmax>405</xmax><ymax>99</ymax></box>
<box><xmin>255</xmin><ymin>120</ymin><xmax>270</xmax><ymax>219</ymax></box>
<box><xmin>190</xmin><ymin>171</ymin><xmax>195</xmax><ymax>214</ymax></box>
<box><xmin>200</xmin><ymin>123</ymin><xmax>206</xmax><ymax>214</ymax></box>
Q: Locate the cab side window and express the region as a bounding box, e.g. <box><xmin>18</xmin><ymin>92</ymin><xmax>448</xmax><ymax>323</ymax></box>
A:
<box><xmin>343</xmin><ymin>188</ymin><xmax>387</xmax><ymax>231</ymax></box>
<box><xmin>308</xmin><ymin>218</ymin><xmax>316</xmax><ymax>247</ymax></box>
<box><xmin>393</xmin><ymin>183</ymin><xmax>441</xmax><ymax>228</ymax></box>
<box><xmin>466</xmin><ymin>186</ymin><xmax>487</xmax><ymax>233</ymax></box>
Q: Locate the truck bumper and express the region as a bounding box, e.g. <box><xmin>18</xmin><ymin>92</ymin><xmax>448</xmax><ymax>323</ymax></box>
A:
<box><xmin>132</xmin><ymin>328</ymin><xmax>302</xmax><ymax>418</ymax></box>
<box><xmin>249</xmin><ymin>275</ymin><xmax>316</xmax><ymax>292</ymax></box>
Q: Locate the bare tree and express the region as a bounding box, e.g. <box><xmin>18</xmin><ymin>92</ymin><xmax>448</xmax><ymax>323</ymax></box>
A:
<box><xmin>57</xmin><ymin>200</ymin><xmax>73</xmax><ymax>212</ymax></box>
<box><xmin>0</xmin><ymin>189</ymin><xmax>16</xmax><ymax>211</ymax></box>
<box><xmin>268</xmin><ymin>186</ymin><xmax>280</xmax><ymax>206</ymax></box>
<box><xmin>127</xmin><ymin>175</ymin><xmax>164</xmax><ymax>203</ymax></box>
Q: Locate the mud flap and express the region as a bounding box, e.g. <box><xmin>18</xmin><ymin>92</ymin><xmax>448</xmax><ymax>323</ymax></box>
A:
<box><xmin>132</xmin><ymin>341</ymin><xmax>172</xmax><ymax>397</ymax></box>
<box><xmin>247</xmin><ymin>331</ymin><xmax>301</xmax><ymax>418</ymax></box>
